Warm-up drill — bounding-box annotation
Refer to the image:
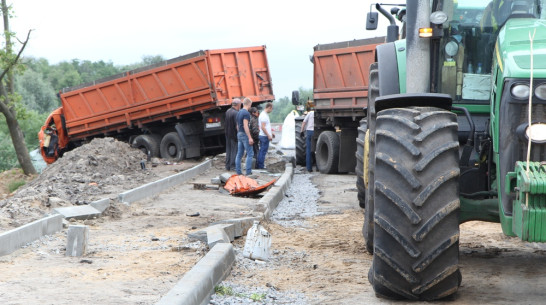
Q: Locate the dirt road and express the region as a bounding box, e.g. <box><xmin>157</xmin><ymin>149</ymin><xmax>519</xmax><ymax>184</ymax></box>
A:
<box><xmin>2</xmin><ymin>137</ymin><xmax>546</xmax><ymax>304</ymax></box>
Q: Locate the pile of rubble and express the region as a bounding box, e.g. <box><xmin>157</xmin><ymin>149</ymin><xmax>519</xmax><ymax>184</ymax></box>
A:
<box><xmin>0</xmin><ymin>137</ymin><xmax>156</xmax><ymax>229</ymax></box>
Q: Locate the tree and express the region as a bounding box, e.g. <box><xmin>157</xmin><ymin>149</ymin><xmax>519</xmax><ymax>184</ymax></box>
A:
<box><xmin>0</xmin><ymin>0</ymin><xmax>35</xmax><ymax>175</ymax></box>
<box><xmin>16</xmin><ymin>69</ymin><xmax>58</xmax><ymax>113</ymax></box>
<box><xmin>269</xmin><ymin>87</ymin><xmax>313</xmax><ymax>123</ymax></box>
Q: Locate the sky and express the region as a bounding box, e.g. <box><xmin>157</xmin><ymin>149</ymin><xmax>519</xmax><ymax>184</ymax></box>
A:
<box><xmin>10</xmin><ymin>0</ymin><xmax>395</xmax><ymax>101</ymax></box>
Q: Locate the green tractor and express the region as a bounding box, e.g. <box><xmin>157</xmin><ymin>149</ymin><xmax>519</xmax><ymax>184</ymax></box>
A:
<box><xmin>362</xmin><ymin>0</ymin><xmax>546</xmax><ymax>300</ymax></box>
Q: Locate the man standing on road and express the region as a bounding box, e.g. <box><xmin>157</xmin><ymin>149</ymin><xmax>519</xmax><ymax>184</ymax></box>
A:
<box><xmin>249</xmin><ymin>107</ymin><xmax>260</xmax><ymax>162</ymax></box>
<box><xmin>235</xmin><ymin>98</ymin><xmax>254</xmax><ymax>175</ymax></box>
<box><xmin>224</xmin><ymin>98</ymin><xmax>241</xmax><ymax>171</ymax></box>
<box><xmin>300</xmin><ymin>104</ymin><xmax>315</xmax><ymax>172</ymax></box>
<box><xmin>257</xmin><ymin>102</ymin><xmax>274</xmax><ymax>169</ymax></box>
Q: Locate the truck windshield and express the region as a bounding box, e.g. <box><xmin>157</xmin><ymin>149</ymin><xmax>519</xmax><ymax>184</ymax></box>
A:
<box><xmin>436</xmin><ymin>0</ymin><xmax>545</xmax><ymax>102</ymax></box>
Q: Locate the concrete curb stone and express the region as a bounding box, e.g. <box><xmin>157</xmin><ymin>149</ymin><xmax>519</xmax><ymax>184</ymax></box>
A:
<box><xmin>206</xmin><ymin>225</ymin><xmax>231</xmax><ymax>248</ymax></box>
<box><xmin>53</xmin><ymin>205</ymin><xmax>102</xmax><ymax>220</ymax></box>
<box><xmin>118</xmin><ymin>159</ymin><xmax>212</xmax><ymax>204</ymax></box>
<box><xmin>0</xmin><ymin>214</ymin><xmax>63</xmax><ymax>256</ymax></box>
<box><xmin>156</xmin><ymin>243</ymin><xmax>236</xmax><ymax>305</ymax></box>
<box><xmin>90</xmin><ymin>198</ymin><xmax>111</xmax><ymax>213</ymax></box>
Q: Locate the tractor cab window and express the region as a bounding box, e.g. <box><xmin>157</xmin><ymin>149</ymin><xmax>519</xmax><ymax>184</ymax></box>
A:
<box><xmin>437</xmin><ymin>0</ymin><xmax>544</xmax><ymax>102</ymax></box>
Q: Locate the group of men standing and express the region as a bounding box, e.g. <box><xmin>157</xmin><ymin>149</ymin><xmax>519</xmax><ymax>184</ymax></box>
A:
<box><xmin>224</xmin><ymin>98</ymin><xmax>274</xmax><ymax>176</ymax></box>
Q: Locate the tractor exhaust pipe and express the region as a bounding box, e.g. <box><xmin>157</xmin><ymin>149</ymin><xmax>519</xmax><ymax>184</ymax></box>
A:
<box><xmin>406</xmin><ymin>0</ymin><xmax>431</xmax><ymax>93</ymax></box>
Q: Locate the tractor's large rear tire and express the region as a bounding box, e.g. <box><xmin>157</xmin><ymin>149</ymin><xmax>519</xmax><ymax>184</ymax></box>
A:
<box><xmin>160</xmin><ymin>132</ymin><xmax>185</xmax><ymax>162</ymax></box>
<box><xmin>356</xmin><ymin>119</ymin><xmax>367</xmax><ymax>208</ymax></box>
<box><xmin>295</xmin><ymin>118</ymin><xmax>306</xmax><ymax>166</ymax></box>
<box><xmin>369</xmin><ymin>106</ymin><xmax>461</xmax><ymax>301</ymax></box>
<box><xmin>362</xmin><ymin>62</ymin><xmax>379</xmax><ymax>253</ymax></box>
<box><xmin>132</xmin><ymin>134</ymin><xmax>160</xmax><ymax>157</ymax></box>
<box><xmin>316</xmin><ymin>130</ymin><xmax>339</xmax><ymax>174</ymax></box>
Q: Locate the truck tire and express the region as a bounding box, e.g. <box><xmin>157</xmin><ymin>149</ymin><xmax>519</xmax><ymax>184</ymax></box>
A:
<box><xmin>369</xmin><ymin>106</ymin><xmax>461</xmax><ymax>301</ymax></box>
<box><xmin>160</xmin><ymin>132</ymin><xmax>185</xmax><ymax>161</ymax></box>
<box><xmin>363</xmin><ymin>62</ymin><xmax>379</xmax><ymax>253</ymax></box>
<box><xmin>316</xmin><ymin>130</ymin><xmax>339</xmax><ymax>174</ymax></box>
<box><xmin>295</xmin><ymin>118</ymin><xmax>306</xmax><ymax>166</ymax></box>
<box><xmin>355</xmin><ymin>119</ymin><xmax>367</xmax><ymax>208</ymax></box>
<box><xmin>132</xmin><ymin>134</ymin><xmax>160</xmax><ymax>157</ymax></box>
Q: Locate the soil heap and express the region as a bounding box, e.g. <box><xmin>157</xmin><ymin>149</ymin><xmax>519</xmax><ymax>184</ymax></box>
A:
<box><xmin>0</xmin><ymin>137</ymin><xmax>157</xmax><ymax>229</ymax></box>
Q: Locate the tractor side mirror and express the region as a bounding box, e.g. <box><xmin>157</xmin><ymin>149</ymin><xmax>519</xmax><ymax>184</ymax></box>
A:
<box><xmin>366</xmin><ymin>11</ymin><xmax>379</xmax><ymax>30</ymax></box>
<box><xmin>292</xmin><ymin>90</ymin><xmax>300</xmax><ymax>105</ymax></box>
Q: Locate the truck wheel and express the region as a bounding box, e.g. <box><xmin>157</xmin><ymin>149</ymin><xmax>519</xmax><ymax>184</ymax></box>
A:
<box><xmin>369</xmin><ymin>107</ymin><xmax>461</xmax><ymax>300</ymax></box>
<box><xmin>355</xmin><ymin>119</ymin><xmax>367</xmax><ymax>208</ymax></box>
<box><xmin>160</xmin><ymin>132</ymin><xmax>185</xmax><ymax>161</ymax></box>
<box><xmin>316</xmin><ymin>130</ymin><xmax>339</xmax><ymax>174</ymax></box>
<box><xmin>132</xmin><ymin>134</ymin><xmax>160</xmax><ymax>157</ymax></box>
<box><xmin>295</xmin><ymin>117</ymin><xmax>306</xmax><ymax>166</ymax></box>
<box><xmin>363</xmin><ymin>62</ymin><xmax>379</xmax><ymax>254</ymax></box>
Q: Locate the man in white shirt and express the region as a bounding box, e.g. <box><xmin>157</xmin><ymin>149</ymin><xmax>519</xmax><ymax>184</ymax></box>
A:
<box><xmin>257</xmin><ymin>102</ymin><xmax>274</xmax><ymax>169</ymax></box>
<box><xmin>300</xmin><ymin>107</ymin><xmax>315</xmax><ymax>172</ymax></box>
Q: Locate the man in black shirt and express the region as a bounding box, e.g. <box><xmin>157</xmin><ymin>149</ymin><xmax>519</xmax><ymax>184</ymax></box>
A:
<box><xmin>224</xmin><ymin>98</ymin><xmax>240</xmax><ymax>170</ymax></box>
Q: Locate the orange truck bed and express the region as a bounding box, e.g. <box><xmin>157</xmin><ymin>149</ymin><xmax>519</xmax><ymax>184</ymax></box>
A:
<box><xmin>39</xmin><ymin>46</ymin><xmax>274</xmax><ymax>164</ymax></box>
<box><xmin>312</xmin><ymin>37</ymin><xmax>383</xmax><ymax>116</ymax></box>
<box><xmin>61</xmin><ymin>46</ymin><xmax>274</xmax><ymax>140</ymax></box>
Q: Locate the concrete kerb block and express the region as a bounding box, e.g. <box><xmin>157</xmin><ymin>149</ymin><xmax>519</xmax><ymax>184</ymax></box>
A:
<box><xmin>210</xmin><ymin>223</ymin><xmax>235</xmax><ymax>242</ymax></box>
<box><xmin>156</xmin><ymin>243</ymin><xmax>235</xmax><ymax>305</ymax></box>
<box><xmin>118</xmin><ymin>159</ymin><xmax>212</xmax><ymax>204</ymax></box>
<box><xmin>219</xmin><ymin>172</ymin><xmax>232</xmax><ymax>183</ymax></box>
<box><xmin>89</xmin><ymin>198</ymin><xmax>111</xmax><ymax>213</ymax></box>
<box><xmin>206</xmin><ymin>226</ymin><xmax>230</xmax><ymax>248</ymax></box>
<box><xmin>53</xmin><ymin>205</ymin><xmax>101</xmax><ymax>220</ymax></box>
<box><xmin>66</xmin><ymin>225</ymin><xmax>89</xmax><ymax>257</ymax></box>
<box><xmin>0</xmin><ymin>214</ymin><xmax>63</xmax><ymax>257</ymax></box>
<box><xmin>263</xmin><ymin>162</ymin><xmax>294</xmax><ymax>220</ymax></box>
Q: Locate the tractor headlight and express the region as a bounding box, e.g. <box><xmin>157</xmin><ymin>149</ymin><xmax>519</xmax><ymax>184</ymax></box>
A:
<box><xmin>511</xmin><ymin>84</ymin><xmax>530</xmax><ymax>99</ymax></box>
<box><xmin>526</xmin><ymin>123</ymin><xmax>546</xmax><ymax>143</ymax></box>
<box><xmin>535</xmin><ymin>84</ymin><xmax>546</xmax><ymax>100</ymax></box>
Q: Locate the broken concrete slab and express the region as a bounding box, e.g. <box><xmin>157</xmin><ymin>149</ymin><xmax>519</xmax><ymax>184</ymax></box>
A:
<box><xmin>210</xmin><ymin>177</ymin><xmax>221</xmax><ymax>185</ymax></box>
<box><xmin>66</xmin><ymin>225</ymin><xmax>89</xmax><ymax>257</ymax></box>
<box><xmin>206</xmin><ymin>226</ymin><xmax>230</xmax><ymax>248</ymax></box>
<box><xmin>53</xmin><ymin>205</ymin><xmax>101</xmax><ymax>220</ymax></box>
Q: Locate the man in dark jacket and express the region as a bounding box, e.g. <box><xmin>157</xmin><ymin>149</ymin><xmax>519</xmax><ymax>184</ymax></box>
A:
<box><xmin>224</xmin><ymin>98</ymin><xmax>240</xmax><ymax>170</ymax></box>
<box><xmin>249</xmin><ymin>107</ymin><xmax>260</xmax><ymax>161</ymax></box>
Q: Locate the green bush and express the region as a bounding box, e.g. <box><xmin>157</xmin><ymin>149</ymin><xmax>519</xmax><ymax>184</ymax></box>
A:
<box><xmin>8</xmin><ymin>179</ymin><xmax>25</xmax><ymax>193</ymax></box>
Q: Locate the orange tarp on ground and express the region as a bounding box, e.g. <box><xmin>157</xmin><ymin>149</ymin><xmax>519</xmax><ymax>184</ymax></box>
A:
<box><xmin>223</xmin><ymin>175</ymin><xmax>277</xmax><ymax>196</ymax></box>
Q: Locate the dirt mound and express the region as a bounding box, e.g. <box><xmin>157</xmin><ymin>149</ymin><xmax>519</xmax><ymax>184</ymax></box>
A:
<box><xmin>0</xmin><ymin>137</ymin><xmax>158</xmax><ymax>229</ymax></box>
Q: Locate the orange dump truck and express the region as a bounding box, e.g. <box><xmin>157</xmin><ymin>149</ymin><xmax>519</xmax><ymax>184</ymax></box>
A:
<box><xmin>39</xmin><ymin>46</ymin><xmax>274</xmax><ymax>164</ymax></box>
<box><xmin>294</xmin><ymin>37</ymin><xmax>383</xmax><ymax>174</ymax></box>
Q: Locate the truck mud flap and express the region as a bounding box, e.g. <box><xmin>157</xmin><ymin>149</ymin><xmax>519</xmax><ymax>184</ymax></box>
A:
<box><xmin>175</xmin><ymin>123</ymin><xmax>202</xmax><ymax>158</ymax></box>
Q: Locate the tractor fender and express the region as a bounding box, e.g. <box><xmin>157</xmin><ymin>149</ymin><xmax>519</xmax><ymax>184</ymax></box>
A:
<box><xmin>374</xmin><ymin>93</ymin><xmax>453</xmax><ymax>113</ymax></box>
<box><xmin>376</xmin><ymin>42</ymin><xmax>400</xmax><ymax>96</ymax></box>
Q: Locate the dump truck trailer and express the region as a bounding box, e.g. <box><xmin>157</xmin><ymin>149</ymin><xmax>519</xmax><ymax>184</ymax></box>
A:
<box><xmin>293</xmin><ymin>37</ymin><xmax>383</xmax><ymax>206</ymax></box>
<box><xmin>39</xmin><ymin>46</ymin><xmax>274</xmax><ymax>164</ymax></box>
